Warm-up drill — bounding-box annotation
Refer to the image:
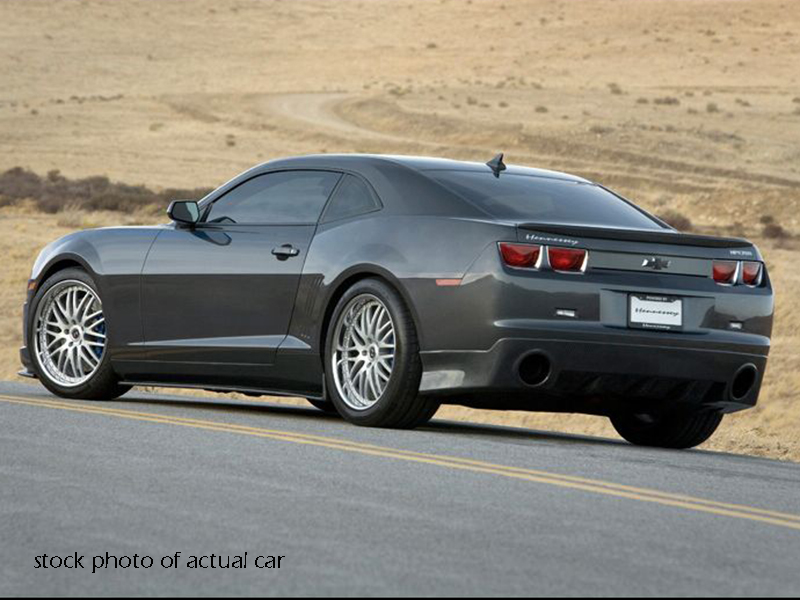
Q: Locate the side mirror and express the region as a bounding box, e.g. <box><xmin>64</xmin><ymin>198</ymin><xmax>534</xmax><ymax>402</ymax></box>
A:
<box><xmin>167</xmin><ymin>200</ymin><xmax>200</xmax><ymax>226</ymax></box>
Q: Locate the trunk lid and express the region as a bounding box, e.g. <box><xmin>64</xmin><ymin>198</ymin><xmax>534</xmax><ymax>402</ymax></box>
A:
<box><xmin>516</xmin><ymin>223</ymin><xmax>762</xmax><ymax>278</ymax></box>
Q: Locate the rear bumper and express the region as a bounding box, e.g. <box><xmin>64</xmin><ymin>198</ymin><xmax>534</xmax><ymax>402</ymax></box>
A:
<box><xmin>419</xmin><ymin>328</ymin><xmax>768</xmax><ymax>415</ymax></box>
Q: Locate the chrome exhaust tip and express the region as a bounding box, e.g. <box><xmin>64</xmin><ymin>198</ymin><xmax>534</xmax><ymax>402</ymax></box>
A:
<box><xmin>518</xmin><ymin>352</ymin><xmax>552</xmax><ymax>387</ymax></box>
<box><xmin>730</xmin><ymin>363</ymin><xmax>758</xmax><ymax>401</ymax></box>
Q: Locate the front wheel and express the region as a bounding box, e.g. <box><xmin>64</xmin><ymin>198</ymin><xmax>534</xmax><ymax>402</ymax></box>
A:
<box><xmin>325</xmin><ymin>278</ymin><xmax>438</xmax><ymax>428</ymax></box>
<box><xmin>610</xmin><ymin>409</ymin><xmax>723</xmax><ymax>449</ymax></box>
<box><xmin>28</xmin><ymin>268</ymin><xmax>130</xmax><ymax>400</ymax></box>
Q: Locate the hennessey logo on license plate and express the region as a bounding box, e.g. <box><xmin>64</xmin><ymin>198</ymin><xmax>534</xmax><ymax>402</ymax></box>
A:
<box><xmin>629</xmin><ymin>294</ymin><xmax>683</xmax><ymax>331</ymax></box>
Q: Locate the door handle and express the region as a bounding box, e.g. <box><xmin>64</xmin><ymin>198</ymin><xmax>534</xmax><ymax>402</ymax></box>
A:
<box><xmin>272</xmin><ymin>244</ymin><xmax>300</xmax><ymax>260</ymax></box>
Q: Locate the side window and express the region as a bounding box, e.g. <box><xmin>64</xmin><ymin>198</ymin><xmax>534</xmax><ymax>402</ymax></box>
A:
<box><xmin>321</xmin><ymin>174</ymin><xmax>380</xmax><ymax>223</ymax></box>
<box><xmin>205</xmin><ymin>170</ymin><xmax>341</xmax><ymax>225</ymax></box>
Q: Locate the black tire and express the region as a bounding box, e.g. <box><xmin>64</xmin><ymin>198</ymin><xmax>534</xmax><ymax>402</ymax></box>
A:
<box><xmin>28</xmin><ymin>267</ymin><xmax>131</xmax><ymax>401</ymax></box>
<box><xmin>610</xmin><ymin>409</ymin><xmax>723</xmax><ymax>449</ymax></box>
<box><xmin>324</xmin><ymin>278</ymin><xmax>438</xmax><ymax>428</ymax></box>
<box><xmin>306</xmin><ymin>398</ymin><xmax>339</xmax><ymax>414</ymax></box>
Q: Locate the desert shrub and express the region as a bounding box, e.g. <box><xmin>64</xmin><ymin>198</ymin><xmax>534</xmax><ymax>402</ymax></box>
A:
<box><xmin>728</xmin><ymin>221</ymin><xmax>746</xmax><ymax>237</ymax></box>
<box><xmin>0</xmin><ymin>167</ymin><xmax>212</xmax><ymax>214</ymax></box>
<box><xmin>763</xmin><ymin>223</ymin><xmax>788</xmax><ymax>239</ymax></box>
<box><xmin>760</xmin><ymin>214</ymin><xmax>774</xmax><ymax>225</ymax></box>
<box><xmin>657</xmin><ymin>210</ymin><xmax>692</xmax><ymax>231</ymax></box>
<box><xmin>653</xmin><ymin>96</ymin><xmax>680</xmax><ymax>106</ymax></box>
<box><xmin>706</xmin><ymin>102</ymin><xmax>720</xmax><ymax>113</ymax></box>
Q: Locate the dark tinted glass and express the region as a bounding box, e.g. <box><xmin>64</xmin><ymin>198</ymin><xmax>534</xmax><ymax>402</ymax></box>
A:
<box><xmin>322</xmin><ymin>174</ymin><xmax>379</xmax><ymax>222</ymax></box>
<box><xmin>206</xmin><ymin>170</ymin><xmax>341</xmax><ymax>224</ymax></box>
<box><xmin>428</xmin><ymin>171</ymin><xmax>664</xmax><ymax>230</ymax></box>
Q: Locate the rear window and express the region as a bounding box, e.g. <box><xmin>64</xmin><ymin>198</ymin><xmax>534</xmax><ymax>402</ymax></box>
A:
<box><xmin>427</xmin><ymin>171</ymin><xmax>665</xmax><ymax>230</ymax></box>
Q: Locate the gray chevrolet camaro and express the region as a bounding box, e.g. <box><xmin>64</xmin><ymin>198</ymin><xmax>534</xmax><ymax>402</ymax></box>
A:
<box><xmin>19</xmin><ymin>153</ymin><xmax>773</xmax><ymax>448</ymax></box>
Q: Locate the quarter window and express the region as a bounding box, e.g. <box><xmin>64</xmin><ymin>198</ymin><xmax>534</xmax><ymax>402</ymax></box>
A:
<box><xmin>322</xmin><ymin>174</ymin><xmax>380</xmax><ymax>222</ymax></box>
<box><xmin>205</xmin><ymin>170</ymin><xmax>341</xmax><ymax>225</ymax></box>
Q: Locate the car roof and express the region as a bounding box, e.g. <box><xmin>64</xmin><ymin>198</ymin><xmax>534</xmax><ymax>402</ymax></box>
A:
<box><xmin>248</xmin><ymin>153</ymin><xmax>590</xmax><ymax>183</ymax></box>
<box><xmin>199</xmin><ymin>153</ymin><xmax>592</xmax><ymax>219</ymax></box>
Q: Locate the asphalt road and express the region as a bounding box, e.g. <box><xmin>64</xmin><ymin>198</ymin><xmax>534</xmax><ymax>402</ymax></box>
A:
<box><xmin>2</xmin><ymin>380</ymin><xmax>800</xmax><ymax>597</ymax></box>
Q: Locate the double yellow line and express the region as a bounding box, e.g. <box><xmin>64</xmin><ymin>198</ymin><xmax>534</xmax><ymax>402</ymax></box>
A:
<box><xmin>3</xmin><ymin>392</ymin><xmax>800</xmax><ymax>531</ymax></box>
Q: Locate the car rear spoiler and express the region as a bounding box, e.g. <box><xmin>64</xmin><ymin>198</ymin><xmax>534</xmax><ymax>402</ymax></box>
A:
<box><xmin>517</xmin><ymin>223</ymin><xmax>752</xmax><ymax>249</ymax></box>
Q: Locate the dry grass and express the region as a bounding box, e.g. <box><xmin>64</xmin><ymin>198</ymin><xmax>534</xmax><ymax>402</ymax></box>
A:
<box><xmin>0</xmin><ymin>0</ymin><xmax>799</xmax><ymax>460</ymax></box>
<box><xmin>0</xmin><ymin>167</ymin><xmax>212</xmax><ymax>214</ymax></box>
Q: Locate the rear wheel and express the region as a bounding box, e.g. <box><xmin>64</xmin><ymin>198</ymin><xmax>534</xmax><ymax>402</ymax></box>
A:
<box><xmin>28</xmin><ymin>268</ymin><xmax>130</xmax><ymax>400</ymax></box>
<box><xmin>610</xmin><ymin>409</ymin><xmax>723</xmax><ymax>449</ymax></box>
<box><xmin>325</xmin><ymin>278</ymin><xmax>438</xmax><ymax>428</ymax></box>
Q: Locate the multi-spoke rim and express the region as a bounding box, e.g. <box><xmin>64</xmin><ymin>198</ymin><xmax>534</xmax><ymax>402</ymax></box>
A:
<box><xmin>34</xmin><ymin>280</ymin><xmax>106</xmax><ymax>387</ymax></box>
<box><xmin>331</xmin><ymin>294</ymin><xmax>396</xmax><ymax>411</ymax></box>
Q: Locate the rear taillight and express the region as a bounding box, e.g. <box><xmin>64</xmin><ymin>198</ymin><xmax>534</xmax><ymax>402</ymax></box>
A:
<box><xmin>499</xmin><ymin>243</ymin><xmax>541</xmax><ymax>269</ymax></box>
<box><xmin>712</xmin><ymin>260</ymin><xmax>764</xmax><ymax>286</ymax></box>
<box><xmin>548</xmin><ymin>247</ymin><xmax>587</xmax><ymax>272</ymax></box>
<box><xmin>712</xmin><ymin>261</ymin><xmax>737</xmax><ymax>285</ymax></box>
<box><xmin>741</xmin><ymin>261</ymin><xmax>762</xmax><ymax>286</ymax></box>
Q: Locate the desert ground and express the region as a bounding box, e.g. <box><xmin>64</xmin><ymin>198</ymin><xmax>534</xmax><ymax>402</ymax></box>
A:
<box><xmin>1</xmin><ymin>0</ymin><xmax>799</xmax><ymax>459</ymax></box>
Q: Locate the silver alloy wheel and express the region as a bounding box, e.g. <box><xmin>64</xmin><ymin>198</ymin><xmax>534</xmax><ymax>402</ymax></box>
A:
<box><xmin>331</xmin><ymin>294</ymin><xmax>396</xmax><ymax>410</ymax></box>
<box><xmin>34</xmin><ymin>280</ymin><xmax>106</xmax><ymax>388</ymax></box>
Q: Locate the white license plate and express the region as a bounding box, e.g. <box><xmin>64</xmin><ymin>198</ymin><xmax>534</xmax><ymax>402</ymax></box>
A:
<box><xmin>629</xmin><ymin>295</ymin><xmax>683</xmax><ymax>331</ymax></box>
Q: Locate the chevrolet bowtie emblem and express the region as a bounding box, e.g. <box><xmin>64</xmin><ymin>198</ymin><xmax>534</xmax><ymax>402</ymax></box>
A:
<box><xmin>642</xmin><ymin>257</ymin><xmax>671</xmax><ymax>270</ymax></box>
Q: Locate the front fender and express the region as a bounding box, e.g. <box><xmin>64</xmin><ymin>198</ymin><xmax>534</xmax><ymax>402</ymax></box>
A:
<box><xmin>28</xmin><ymin>227</ymin><xmax>164</xmax><ymax>354</ymax></box>
<box><xmin>32</xmin><ymin>232</ymin><xmax>100</xmax><ymax>283</ymax></box>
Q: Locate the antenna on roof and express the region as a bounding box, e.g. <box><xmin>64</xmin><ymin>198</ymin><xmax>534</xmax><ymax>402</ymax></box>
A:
<box><xmin>486</xmin><ymin>153</ymin><xmax>506</xmax><ymax>178</ymax></box>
